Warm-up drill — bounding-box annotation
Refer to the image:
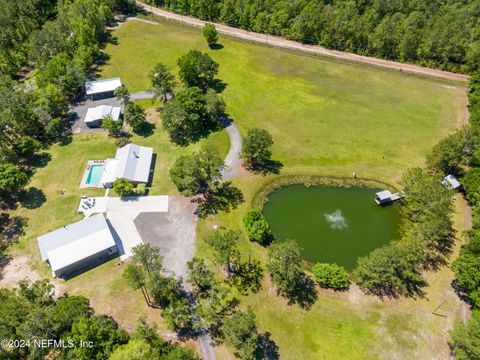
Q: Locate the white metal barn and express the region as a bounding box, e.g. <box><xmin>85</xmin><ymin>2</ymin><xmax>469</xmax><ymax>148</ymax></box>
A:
<box><xmin>37</xmin><ymin>214</ymin><xmax>117</xmax><ymax>278</ymax></box>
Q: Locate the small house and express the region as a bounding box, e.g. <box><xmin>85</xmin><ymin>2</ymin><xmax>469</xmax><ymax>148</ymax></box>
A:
<box><xmin>37</xmin><ymin>214</ymin><xmax>117</xmax><ymax>278</ymax></box>
<box><xmin>84</xmin><ymin>105</ymin><xmax>121</xmax><ymax>128</ymax></box>
<box><xmin>85</xmin><ymin>77</ymin><xmax>122</xmax><ymax>101</ymax></box>
<box><xmin>100</xmin><ymin>143</ymin><xmax>153</xmax><ymax>187</ymax></box>
<box><xmin>441</xmin><ymin>174</ymin><xmax>461</xmax><ymax>190</ymax></box>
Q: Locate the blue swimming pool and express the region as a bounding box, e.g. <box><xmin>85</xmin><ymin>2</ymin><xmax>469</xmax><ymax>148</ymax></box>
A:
<box><xmin>86</xmin><ymin>164</ymin><xmax>104</xmax><ymax>185</ymax></box>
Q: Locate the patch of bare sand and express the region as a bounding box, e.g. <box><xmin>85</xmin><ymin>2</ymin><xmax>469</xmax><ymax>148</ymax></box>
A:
<box><xmin>0</xmin><ymin>255</ymin><xmax>63</xmax><ymax>295</ymax></box>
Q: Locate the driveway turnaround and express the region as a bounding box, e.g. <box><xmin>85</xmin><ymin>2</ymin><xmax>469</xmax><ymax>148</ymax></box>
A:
<box><xmin>134</xmin><ymin>196</ymin><xmax>198</xmax><ymax>280</ymax></box>
<box><xmin>77</xmin><ymin>195</ymin><xmax>169</xmax><ymax>260</ymax></box>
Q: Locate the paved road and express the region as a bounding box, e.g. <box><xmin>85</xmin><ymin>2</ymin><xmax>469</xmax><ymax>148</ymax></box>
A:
<box><xmin>136</xmin><ymin>1</ymin><xmax>468</xmax><ymax>82</ymax></box>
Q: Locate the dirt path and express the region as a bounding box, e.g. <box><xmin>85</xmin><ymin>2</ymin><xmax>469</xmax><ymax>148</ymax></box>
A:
<box><xmin>220</xmin><ymin>122</ymin><xmax>247</xmax><ymax>181</ymax></box>
<box><xmin>136</xmin><ymin>1</ymin><xmax>468</xmax><ymax>83</ymax></box>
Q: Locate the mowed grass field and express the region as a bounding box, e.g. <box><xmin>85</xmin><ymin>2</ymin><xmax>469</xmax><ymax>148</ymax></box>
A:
<box><xmin>101</xmin><ymin>18</ymin><xmax>467</xmax><ymax>185</ymax></box>
<box><xmin>99</xmin><ymin>17</ymin><xmax>469</xmax><ymax>359</ymax></box>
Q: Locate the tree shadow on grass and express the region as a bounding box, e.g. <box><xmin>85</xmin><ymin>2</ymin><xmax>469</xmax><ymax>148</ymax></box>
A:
<box><xmin>249</xmin><ymin>159</ymin><xmax>284</xmax><ymax>176</ymax></box>
<box><xmin>29</xmin><ymin>152</ymin><xmax>52</xmax><ymax>169</ymax></box>
<box><xmin>451</xmin><ymin>279</ymin><xmax>473</xmax><ymax>305</ymax></box>
<box><xmin>134</xmin><ymin>122</ymin><xmax>156</xmax><ymax>138</ymax></box>
<box><xmin>281</xmin><ymin>274</ymin><xmax>318</xmax><ymax>310</ymax></box>
<box><xmin>194</xmin><ymin>182</ymin><xmax>244</xmax><ymax>218</ymax></box>
<box><xmin>209</xmin><ymin>43</ymin><xmax>224</xmax><ymax>50</ymax></box>
<box><xmin>256</xmin><ymin>331</ymin><xmax>280</xmax><ymax>360</ymax></box>
<box><xmin>210</xmin><ymin>78</ymin><xmax>228</xmax><ymax>93</ymax></box>
<box><xmin>228</xmin><ymin>260</ymin><xmax>263</xmax><ymax>295</ymax></box>
<box><xmin>19</xmin><ymin>187</ymin><xmax>47</xmax><ymax>209</ymax></box>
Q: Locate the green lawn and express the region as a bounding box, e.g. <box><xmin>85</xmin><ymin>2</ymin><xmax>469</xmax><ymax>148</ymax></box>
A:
<box><xmin>98</xmin><ymin>17</ymin><xmax>469</xmax><ymax>359</ymax></box>
<box><xmin>101</xmin><ymin>18</ymin><xmax>466</xmax><ymax>185</ymax></box>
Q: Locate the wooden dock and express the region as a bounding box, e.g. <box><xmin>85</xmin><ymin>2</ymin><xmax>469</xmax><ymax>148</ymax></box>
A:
<box><xmin>375</xmin><ymin>190</ymin><xmax>404</xmax><ymax>205</ymax></box>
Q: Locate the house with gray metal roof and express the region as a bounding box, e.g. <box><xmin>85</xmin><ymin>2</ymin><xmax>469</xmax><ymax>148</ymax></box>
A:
<box><xmin>101</xmin><ymin>143</ymin><xmax>153</xmax><ymax>187</ymax></box>
<box><xmin>37</xmin><ymin>214</ymin><xmax>117</xmax><ymax>278</ymax></box>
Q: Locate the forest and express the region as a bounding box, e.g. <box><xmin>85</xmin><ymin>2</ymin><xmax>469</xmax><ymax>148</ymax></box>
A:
<box><xmin>145</xmin><ymin>0</ymin><xmax>480</xmax><ymax>74</ymax></box>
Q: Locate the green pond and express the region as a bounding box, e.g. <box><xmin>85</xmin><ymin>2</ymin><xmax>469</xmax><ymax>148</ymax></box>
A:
<box><xmin>262</xmin><ymin>185</ymin><xmax>400</xmax><ymax>269</ymax></box>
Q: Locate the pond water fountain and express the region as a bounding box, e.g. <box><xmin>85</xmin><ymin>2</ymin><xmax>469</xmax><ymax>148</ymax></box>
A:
<box><xmin>262</xmin><ymin>185</ymin><xmax>399</xmax><ymax>269</ymax></box>
<box><xmin>324</xmin><ymin>209</ymin><xmax>348</xmax><ymax>230</ymax></box>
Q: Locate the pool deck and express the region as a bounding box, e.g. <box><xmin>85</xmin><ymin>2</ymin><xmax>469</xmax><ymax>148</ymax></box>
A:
<box><xmin>79</xmin><ymin>160</ymin><xmax>106</xmax><ymax>188</ymax></box>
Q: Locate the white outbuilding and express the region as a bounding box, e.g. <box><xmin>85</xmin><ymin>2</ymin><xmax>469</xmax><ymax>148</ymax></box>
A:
<box><xmin>84</xmin><ymin>105</ymin><xmax>121</xmax><ymax>127</ymax></box>
<box><xmin>441</xmin><ymin>174</ymin><xmax>461</xmax><ymax>190</ymax></box>
<box><xmin>85</xmin><ymin>77</ymin><xmax>122</xmax><ymax>100</ymax></box>
<box><xmin>101</xmin><ymin>143</ymin><xmax>154</xmax><ymax>187</ymax></box>
<box><xmin>37</xmin><ymin>214</ymin><xmax>117</xmax><ymax>278</ymax></box>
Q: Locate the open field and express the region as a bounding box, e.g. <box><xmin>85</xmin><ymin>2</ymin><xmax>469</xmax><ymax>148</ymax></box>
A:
<box><xmin>98</xmin><ymin>16</ymin><xmax>469</xmax><ymax>359</ymax></box>
<box><xmin>5</xmin><ymin>106</ymin><xmax>228</xmax><ymax>331</ymax></box>
<box><xmin>100</xmin><ymin>18</ymin><xmax>467</xmax><ymax>186</ymax></box>
<box><xmin>2</xmin><ymin>14</ymin><xmax>468</xmax><ymax>359</ymax></box>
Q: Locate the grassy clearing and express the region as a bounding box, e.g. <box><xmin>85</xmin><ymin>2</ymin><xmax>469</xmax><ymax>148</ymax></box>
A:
<box><xmin>97</xmin><ymin>17</ymin><xmax>470</xmax><ymax>358</ymax></box>
<box><xmin>6</xmin><ymin>104</ymin><xmax>228</xmax><ymax>331</ymax></box>
<box><xmin>4</xmin><ymin>14</ymin><xmax>467</xmax><ymax>358</ymax></box>
<box><xmin>101</xmin><ymin>18</ymin><xmax>466</xmax><ymax>185</ymax></box>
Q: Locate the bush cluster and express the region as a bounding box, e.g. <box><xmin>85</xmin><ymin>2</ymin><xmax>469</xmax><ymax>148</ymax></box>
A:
<box><xmin>243</xmin><ymin>209</ymin><xmax>274</xmax><ymax>245</ymax></box>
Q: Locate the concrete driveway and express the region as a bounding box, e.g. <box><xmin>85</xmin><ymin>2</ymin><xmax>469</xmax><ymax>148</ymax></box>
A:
<box><xmin>134</xmin><ymin>196</ymin><xmax>198</xmax><ymax>280</ymax></box>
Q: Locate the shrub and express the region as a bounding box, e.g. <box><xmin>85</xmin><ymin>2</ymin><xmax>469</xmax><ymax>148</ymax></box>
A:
<box><xmin>113</xmin><ymin>178</ymin><xmax>134</xmax><ymax>197</ymax></box>
<box><xmin>114</xmin><ymin>137</ymin><xmax>131</xmax><ymax>148</ymax></box>
<box><xmin>243</xmin><ymin>209</ymin><xmax>273</xmax><ymax>245</ymax></box>
<box><xmin>203</xmin><ymin>23</ymin><xmax>219</xmax><ymax>47</ymax></box>
<box><xmin>135</xmin><ymin>183</ymin><xmax>146</xmax><ymax>196</ymax></box>
<box><xmin>311</xmin><ymin>263</ymin><xmax>349</xmax><ymax>290</ymax></box>
<box><xmin>101</xmin><ymin>116</ymin><xmax>123</xmax><ymax>137</ymax></box>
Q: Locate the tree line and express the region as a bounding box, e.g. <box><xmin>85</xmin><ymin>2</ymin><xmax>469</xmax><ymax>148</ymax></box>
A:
<box><xmin>0</xmin><ymin>279</ymin><xmax>198</xmax><ymax>359</ymax></box>
<box><xmin>144</xmin><ymin>0</ymin><xmax>480</xmax><ymax>74</ymax></box>
<box><xmin>437</xmin><ymin>104</ymin><xmax>480</xmax><ymax>357</ymax></box>
<box><xmin>403</xmin><ymin>76</ymin><xmax>480</xmax><ymax>357</ymax></box>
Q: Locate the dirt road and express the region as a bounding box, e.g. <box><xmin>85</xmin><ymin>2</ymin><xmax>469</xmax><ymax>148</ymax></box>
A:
<box><xmin>136</xmin><ymin>1</ymin><xmax>468</xmax><ymax>83</ymax></box>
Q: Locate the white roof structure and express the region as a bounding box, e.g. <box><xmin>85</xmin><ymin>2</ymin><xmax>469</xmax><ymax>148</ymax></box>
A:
<box><xmin>85</xmin><ymin>77</ymin><xmax>122</xmax><ymax>95</ymax></box>
<box><xmin>101</xmin><ymin>143</ymin><xmax>153</xmax><ymax>184</ymax></box>
<box><xmin>376</xmin><ymin>190</ymin><xmax>393</xmax><ymax>201</ymax></box>
<box><xmin>84</xmin><ymin>105</ymin><xmax>121</xmax><ymax>124</ymax></box>
<box><xmin>37</xmin><ymin>214</ymin><xmax>116</xmax><ymax>273</ymax></box>
<box><xmin>442</xmin><ymin>174</ymin><xmax>461</xmax><ymax>190</ymax></box>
